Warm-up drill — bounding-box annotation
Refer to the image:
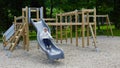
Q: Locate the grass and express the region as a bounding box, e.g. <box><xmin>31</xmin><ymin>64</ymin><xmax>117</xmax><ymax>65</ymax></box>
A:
<box><xmin>97</xmin><ymin>25</ymin><xmax>120</xmax><ymax>36</ymax></box>
<box><xmin>29</xmin><ymin>31</ymin><xmax>37</xmax><ymax>40</ymax></box>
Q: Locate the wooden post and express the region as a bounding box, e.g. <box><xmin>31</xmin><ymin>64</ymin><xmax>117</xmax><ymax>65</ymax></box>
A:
<box><xmin>25</xmin><ymin>6</ymin><xmax>29</xmax><ymax>51</ymax></box>
<box><xmin>89</xmin><ymin>23</ymin><xmax>97</xmax><ymax>48</ymax></box>
<box><xmin>93</xmin><ymin>8</ymin><xmax>97</xmax><ymax>48</ymax></box>
<box><xmin>75</xmin><ymin>10</ymin><xmax>78</xmax><ymax>46</ymax></box>
<box><xmin>60</xmin><ymin>14</ymin><xmax>62</xmax><ymax>43</ymax></box>
<box><xmin>82</xmin><ymin>9</ymin><xmax>85</xmax><ymax>48</ymax></box>
<box><xmin>70</xmin><ymin>15</ymin><xmax>72</xmax><ymax>44</ymax></box>
<box><xmin>65</xmin><ymin>16</ymin><xmax>68</xmax><ymax>43</ymax></box>
<box><xmin>14</xmin><ymin>16</ymin><xmax>17</xmax><ymax>31</ymax></box>
<box><xmin>37</xmin><ymin>8</ymin><xmax>39</xmax><ymax>21</ymax></box>
<box><xmin>94</xmin><ymin>8</ymin><xmax>96</xmax><ymax>38</ymax></box>
<box><xmin>22</xmin><ymin>8</ymin><xmax>26</xmax><ymax>50</ymax></box>
<box><xmin>56</xmin><ymin>15</ymin><xmax>58</xmax><ymax>43</ymax></box>
<box><xmin>86</xmin><ymin>12</ymin><xmax>90</xmax><ymax>46</ymax></box>
<box><xmin>106</xmin><ymin>15</ymin><xmax>113</xmax><ymax>37</ymax></box>
<box><xmin>106</xmin><ymin>16</ymin><xmax>109</xmax><ymax>36</ymax></box>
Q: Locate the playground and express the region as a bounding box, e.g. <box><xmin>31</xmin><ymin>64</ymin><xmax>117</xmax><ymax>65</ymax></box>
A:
<box><xmin>1</xmin><ymin>6</ymin><xmax>120</xmax><ymax>68</ymax></box>
<box><xmin>0</xmin><ymin>36</ymin><xmax>120</xmax><ymax>68</ymax></box>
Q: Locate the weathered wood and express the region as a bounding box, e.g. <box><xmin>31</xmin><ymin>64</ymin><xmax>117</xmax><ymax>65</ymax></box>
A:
<box><xmin>106</xmin><ymin>15</ymin><xmax>113</xmax><ymax>37</ymax></box>
<box><xmin>56</xmin><ymin>15</ymin><xmax>58</xmax><ymax>43</ymax></box>
<box><xmin>87</xmin><ymin>12</ymin><xmax>90</xmax><ymax>46</ymax></box>
<box><xmin>15</xmin><ymin>16</ymin><xmax>25</xmax><ymax>20</ymax></box>
<box><xmin>44</xmin><ymin>18</ymin><xmax>56</xmax><ymax>21</ymax></box>
<box><xmin>46</xmin><ymin>22</ymin><xmax>95</xmax><ymax>26</ymax></box>
<box><xmin>65</xmin><ymin>16</ymin><xmax>68</xmax><ymax>43</ymax></box>
<box><xmin>70</xmin><ymin>15</ymin><xmax>72</xmax><ymax>44</ymax></box>
<box><xmin>81</xmin><ymin>9</ymin><xmax>85</xmax><ymax>48</ymax></box>
<box><xmin>89</xmin><ymin>23</ymin><xmax>97</xmax><ymax>48</ymax></box>
<box><xmin>60</xmin><ymin>14</ymin><xmax>62</xmax><ymax>43</ymax></box>
<box><xmin>75</xmin><ymin>10</ymin><xmax>78</xmax><ymax>46</ymax></box>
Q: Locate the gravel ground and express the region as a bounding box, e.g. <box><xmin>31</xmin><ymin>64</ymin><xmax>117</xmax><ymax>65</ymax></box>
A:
<box><xmin>0</xmin><ymin>36</ymin><xmax>120</xmax><ymax>68</ymax></box>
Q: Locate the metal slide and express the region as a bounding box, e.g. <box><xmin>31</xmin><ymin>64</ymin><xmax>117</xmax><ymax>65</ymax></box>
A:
<box><xmin>31</xmin><ymin>19</ymin><xmax>64</xmax><ymax>60</ymax></box>
<box><xmin>3</xmin><ymin>24</ymin><xmax>15</xmax><ymax>41</ymax></box>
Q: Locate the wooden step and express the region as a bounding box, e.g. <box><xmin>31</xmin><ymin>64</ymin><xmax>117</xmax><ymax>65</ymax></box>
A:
<box><xmin>15</xmin><ymin>36</ymin><xmax>19</xmax><ymax>39</ymax></box>
<box><xmin>19</xmin><ymin>29</ymin><xmax>22</xmax><ymax>32</ymax></box>
<box><xmin>11</xmin><ymin>43</ymin><xmax>15</xmax><ymax>46</ymax></box>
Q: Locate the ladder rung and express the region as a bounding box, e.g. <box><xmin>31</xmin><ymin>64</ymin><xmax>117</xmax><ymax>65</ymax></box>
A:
<box><xmin>19</xmin><ymin>29</ymin><xmax>22</xmax><ymax>31</ymax></box>
<box><xmin>12</xmin><ymin>43</ymin><xmax>15</xmax><ymax>45</ymax></box>
<box><xmin>15</xmin><ymin>36</ymin><xmax>19</xmax><ymax>38</ymax></box>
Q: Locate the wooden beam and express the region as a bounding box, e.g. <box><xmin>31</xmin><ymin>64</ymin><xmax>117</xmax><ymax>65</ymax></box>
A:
<box><xmin>106</xmin><ymin>15</ymin><xmax>113</xmax><ymax>37</ymax></box>
<box><xmin>89</xmin><ymin>23</ymin><xmax>97</xmax><ymax>48</ymax></box>
<box><xmin>65</xmin><ymin>16</ymin><xmax>67</xmax><ymax>43</ymax></box>
<box><xmin>60</xmin><ymin>14</ymin><xmax>62</xmax><ymax>43</ymax></box>
<box><xmin>44</xmin><ymin>18</ymin><xmax>56</xmax><ymax>21</ymax></box>
<box><xmin>87</xmin><ymin>12</ymin><xmax>90</xmax><ymax>46</ymax></box>
<box><xmin>94</xmin><ymin>8</ymin><xmax>96</xmax><ymax>38</ymax></box>
<box><xmin>46</xmin><ymin>22</ymin><xmax>95</xmax><ymax>26</ymax></box>
<box><xmin>56</xmin><ymin>15</ymin><xmax>58</xmax><ymax>43</ymax></box>
<box><xmin>75</xmin><ymin>10</ymin><xmax>78</xmax><ymax>46</ymax></box>
<box><xmin>81</xmin><ymin>9</ymin><xmax>85</xmax><ymax>48</ymax></box>
<box><xmin>16</xmin><ymin>16</ymin><xmax>25</xmax><ymax>20</ymax></box>
<box><xmin>89</xmin><ymin>15</ymin><xmax>108</xmax><ymax>17</ymax></box>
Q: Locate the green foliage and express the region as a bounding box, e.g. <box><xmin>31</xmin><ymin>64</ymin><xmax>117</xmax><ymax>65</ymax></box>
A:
<box><xmin>46</xmin><ymin>8</ymin><xmax>64</xmax><ymax>17</ymax></box>
<box><xmin>0</xmin><ymin>0</ymin><xmax>120</xmax><ymax>32</ymax></box>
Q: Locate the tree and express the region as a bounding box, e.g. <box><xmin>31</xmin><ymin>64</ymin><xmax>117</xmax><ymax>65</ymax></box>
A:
<box><xmin>113</xmin><ymin>0</ymin><xmax>120</xmax><ymax>29</ymax></box>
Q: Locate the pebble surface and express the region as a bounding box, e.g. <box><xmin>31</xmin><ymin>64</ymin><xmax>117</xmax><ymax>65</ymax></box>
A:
<box><xmin>0</xmin><ymin>36</ymin><xmax>120</xmax><ymax>68</ymax></box>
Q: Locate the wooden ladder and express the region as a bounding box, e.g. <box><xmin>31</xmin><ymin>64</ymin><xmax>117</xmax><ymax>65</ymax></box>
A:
<box><xmin>9</xmin><ymin>24</ymin><xmax>25</xmax><ymax>52</ymax></box>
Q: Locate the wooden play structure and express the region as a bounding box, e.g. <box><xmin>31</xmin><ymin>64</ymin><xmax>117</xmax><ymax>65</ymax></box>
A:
<box><xmin>3</xmin><ymin>6</ymin><xmax>102</xmax><ymax>55</ymax></box>
<box><xmin>2</xmin><ymin>6</ymin><xmax>45</xmax><ymax>53</ymax></box>
<box><xmin>27</xmin><ymin>7</ymin><xmax>97</xmax><ymax>48</ymax></box>
<box><xmin>2</xmin><ymin>7</ymin><xmax>29</xmax><ymax>52</ymax></box>
<box><xmin>54</xmin><ymin>8</ymin><xmax>97</xmax><ymax>48</ymax></box>
<box><xmin>3</xmin><ymin>7</ymin><xmax>98</xmax><ymax>53</ymax></box>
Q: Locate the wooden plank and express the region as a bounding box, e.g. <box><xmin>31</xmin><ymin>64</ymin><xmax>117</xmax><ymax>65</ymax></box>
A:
<box><xmin>57</xmin><ymin>11</ymin><xmax>76</xmax><ymax>16</ymax></box>
<box><xmin>60</xmin><ymin>14</ymin><xmax>62</xmax><ymax>43</ymax></box>
<box><xmin>65</xmin><ymin>16</ymin><xmax>68</xmax><ymax>43</ymax></box>
<box><xmin>70</xmin><ymin>15</ymin><xmax>72</xmax><ymax>44</ymax></box>
<box><xmin>22</xmin><ymin>8</ymin><xmax>26</xmax><ymax>11</ymax></box>
<box><xmin>82</xmin><ymin>9</ymin><xmax>85</xmax><ymax>48</ymax></box>
<box><xmin>94</xmin><ymin>8</ymin><xmax>96</xmax><ymax>38</ymax></box>
<box><xmin>89</xmin><ymin>23</ymin><xmax>97</xmax><ymax>48</ymax></box>
<box><xmin>30</xmin><ymin>7</ymin><xmax>39</xmax><ymax>10</ymax></box>
<box><xmin>46</xmin><ymin>22</ymin><xmax>95</xmax><ymax>26</ymax></box>
<box><xmin>14</xmin><ymin>16</ymin><xmax>16</xmax><ymax>31</ymax></box>
<box><xmin>15</xmin><ymin>36</ymin><xmax>19</xmax><ymax>39</ymax></box>
<box><xmin>36</xmin><ymin>8</ymin><xmax>39</xmax><ymax>21</ymax></box>
<box><xmin>30</xmin><ymin>10</ymin><xmax>37</xmax><ymax>12</ymax></box>
<box><xmin>56</xmin><ymin>15</ymin><xmax>58</xmax><ymax>43</ymax></box>
<box><xmin>89</xmin><ymin>15</ymin><xmax>108</xmax><ymax>17</ymax></box>
<box><xmin>25</xmin><ymin>6</ymin><xmax>29</xmax><ymax>51</ymax></box>
<box><xmin>86</xmin><ymin>12</ymin><xmax>90</xmax><ymax>46</ymax></box>
<box><xmin>82</xmin><ymin>9</ymin><xmax>94</xmax><ymax>13</ymax></box>
<box><xmin>57</xmin><ymin>10</ymin><xmax>83</xmax><ymax>16</ymax></box>
<box><xmin>75</xmin><ymin>10</ymin><xmax>78</xmax><ymax>46</ymax></box>
<box><xmin>44</xmin><ymin>18</ymin><xmax>56</xmax><ymax>21</ymax></box>
<box><xmin>106</xmin><ymin>15</ymin><xmax>113</xmax><ymax>37</ymax></box>
<box><xmin>16</xmin><ymin>16</ymin><xmax>25</xmax><ymax>20</ymax></box>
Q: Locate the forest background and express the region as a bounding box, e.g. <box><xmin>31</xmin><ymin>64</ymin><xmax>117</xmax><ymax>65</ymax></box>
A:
<box><xmin>0</xmin><ymin>0</ymin><xmax>120</xmax><ymax>37</ymax></box>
